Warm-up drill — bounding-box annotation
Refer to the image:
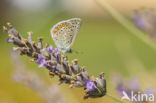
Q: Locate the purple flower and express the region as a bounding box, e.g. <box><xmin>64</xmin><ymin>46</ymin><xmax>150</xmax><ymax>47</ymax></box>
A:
<box><xmin>116</xmin><ymin>86</ymin><xmax>125</xmax><ymax>97</ymax></box>
<box><xmin>55</xmin><ymin>48</ymin><xmax>58</xmax><ymax>52</ymax></box>
<box><xmin>39</xmin><ymin>59</ymin><xmax>47</xmax><ymax>68</ymax></box>
<box><xmin>133</xmin><ymin>15</ymin><xmax>147</xmax><ymax>31</ymax></box>
<box><xmin>7</xmin><ymin>38</ymin><xmax>14</xmax><ymax>43</ymax></box>
<box><xmin>144</xmin><ymin>88</ymin><xmax>155</xmax><ymax>96</ymax></box>
<box><xmin>114</xmin><ymin>76</ymin><xmax>141</xmax><ymax>98</ymax></box>
<box><xmin>129</xmin><ymin>78</ymin><xmax>140</xmax><ymax>91</ymax></box>
<box><xmin>36</xmin><ymin>56</ymin><xmax>44</xmax><ymax>64</ymax></box>
<box><xmin>36</xmin><ymin>56</ymin><xmax>47</xmax><ymax>68</ymax></box>
<box><xmin>8</xmin><ymin>28</ymin><xmax>18</xmax><ymax>35</ymax></box>
<box><xmin>85</xmin><ymin>79</ymin><xmax>96</xmax><ymax>92</ymax></box>
<box><xmin>48</xmin><ymin>46</ymin><xmax>53</xmax><ymax>53</ymax></box>
<box><xmin>54</xmin><ymin>48</ymin><xmax>59</xmax><ymax>56</ymax></box>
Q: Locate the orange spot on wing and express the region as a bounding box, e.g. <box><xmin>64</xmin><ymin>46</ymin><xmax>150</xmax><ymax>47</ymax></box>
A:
<box><xmin>53</xmin><ymin>23</ymin><xmax>73</xmax><ymax>35</ymax></box>
<box><xmin>56</xmin><ymin>27</ymin><xmax>60</xmax><ymax>30</ymax></box>
<box><xmin>53</xmin><ymin>30</ymin><xmax>57</xmax><ymax>35</ymax></box>
<box><xmin>65</xmin><ymin>24</ymin><xmax>68</xmax><ymax>26</ymax></box>
<box><xmin>60</xmin><ymin>25</ymin><xmax>63</xmax><ymax>28</ymax></box>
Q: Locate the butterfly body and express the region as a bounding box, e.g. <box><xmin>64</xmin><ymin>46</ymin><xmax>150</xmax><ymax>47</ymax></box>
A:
<box><xmin>50</xmin><ymin>18</ymin><xmax>81</xmax><ymax>53</ymax></box>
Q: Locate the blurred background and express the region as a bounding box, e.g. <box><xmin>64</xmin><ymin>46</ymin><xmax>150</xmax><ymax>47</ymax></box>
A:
<box><xmin>0</xmin><ymin>0</ymin><xmax>156</xmax><ymax>103</ymax></box>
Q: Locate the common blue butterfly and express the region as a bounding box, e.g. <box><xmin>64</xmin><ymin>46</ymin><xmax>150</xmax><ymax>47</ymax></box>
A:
<box><xmin>50</xmin><ymin>18</ymin><xmax>81</xmax><ymax>53</ymax></box>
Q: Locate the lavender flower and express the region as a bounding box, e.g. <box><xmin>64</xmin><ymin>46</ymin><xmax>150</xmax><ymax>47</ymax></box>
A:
<box><xmin>3</xmin><ymin>22</ymin><xmax>107</xmax><ymax>99</ymax></box>
<box><xmin>37</xmin><ymin>37</ymin><xmax>43</xmax><ymax>49</ymax></box>
<box><xmin>48</xmin><ymin>46</ymin><xmax>53</xmax><ymax>53</ymax></box>
<box><xmin>133</xmin><ymin>15</ymin><xmax>147</xmax><ymax>31</ymax></box>
<box><xmin>8</xmin><ymin>27</ymin><xmax>18</xmax><ymax>36</ymax></box>
<box><xmin>36</xmin><ymin>56</ymin><xmax>47</xmax><ymax>68</ymax></box>
<box><xmin>133</xmin><ymin>8</ymin><xmax>156</xmax><ymax>38</ymax></box>
<box><xmin>85</xmin><ymin>79</ymin><xmax>96</xmax><ymax>92</ymax></box>
<box><xmin>54</xmin><ymin>48</ymin><xmax>59</xmax><ymax>56</ymax></box>
<box><xmin>80</xmin><ymin>67</ymin><xmax>89</xmax><ymax>81</ymax></box>
<box><xmin>113</xmin><ymin>74</ymin><xmax>140</xmax><ymax>97</ymax></box>
<box><xmin>144</xmin><ymin>88</ymin><xmax>156</xmax><ymax>97</ymax></box>
<box><xmin>27</xmin><ymin>32</ymin><xmax>33</xmax><ymax>43</ymax></box>
<box><xmin>112</xmin><ymin>73</ymin><xmax>155</xmax><ymax>103</ymax></box>
<box><xmin>7</xmin><ymin>38</ymin><xmax>14</xmax><ymax>43</ymax></box>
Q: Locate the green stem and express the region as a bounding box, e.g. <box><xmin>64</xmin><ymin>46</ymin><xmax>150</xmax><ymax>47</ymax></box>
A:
<box><xmin>106</xmin><ymin>93</ymin><xmax>125</xmax><ymax>103</ymax></box>
<box><xmin>95</xmin><ymin>0</ymin><xmax>156</xmax><ymax>51</ymax></box>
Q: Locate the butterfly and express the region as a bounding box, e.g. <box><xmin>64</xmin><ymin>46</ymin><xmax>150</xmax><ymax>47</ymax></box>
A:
<box><xmin>50</xmin><ymin>18</ymin><xmax>81</xmax><ymax>53</ymax></box>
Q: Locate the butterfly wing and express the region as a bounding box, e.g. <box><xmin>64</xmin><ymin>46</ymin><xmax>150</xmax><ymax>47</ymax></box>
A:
<box><xmin>50</xmin><ymin>18</ymin><xmax>81</xmax><ymax>53</ymax></box>
<box><xmin>66</xmin><ymin>18</ymin><xmax>81</xmax><ymax>49</ymax></box>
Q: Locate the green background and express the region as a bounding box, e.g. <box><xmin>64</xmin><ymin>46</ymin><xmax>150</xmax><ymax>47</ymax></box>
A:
<box><xmin>0</xmin><ymin>0</ymin><xmax>156</xmax><ymax>103</ymax></box>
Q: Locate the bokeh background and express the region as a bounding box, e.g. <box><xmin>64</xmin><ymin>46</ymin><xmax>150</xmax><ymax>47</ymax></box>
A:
<box><xmin>0</xmin><ymin>0</ymin><xmax>156</xmax><ymax>103</ymax></box>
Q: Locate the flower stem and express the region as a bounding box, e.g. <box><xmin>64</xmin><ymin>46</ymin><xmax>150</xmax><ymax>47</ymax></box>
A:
<box><xmin>106</xmin><ymin>93</ymin><xmax>125</xmax><ymax>103</ymax></box>
<box><xmin>94</xmin><ymin>0</ymin><xmax>156</xmax><ymax>51</ymax></box>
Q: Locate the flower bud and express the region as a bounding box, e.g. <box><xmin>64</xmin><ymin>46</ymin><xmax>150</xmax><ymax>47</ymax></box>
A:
<box><xmin>27</xmin><ymin>32</ymin><xmax>33</xmax><ymax>43</ymax></box>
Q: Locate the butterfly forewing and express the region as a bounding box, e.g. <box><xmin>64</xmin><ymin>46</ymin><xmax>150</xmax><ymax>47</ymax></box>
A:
<box><xmin>67</xmin><ymin>18</ymin><xmax>81</xmax><ymax>48</ymax></box>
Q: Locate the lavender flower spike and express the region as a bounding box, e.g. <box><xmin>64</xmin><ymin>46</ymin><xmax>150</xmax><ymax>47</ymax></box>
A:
<box><xmin>3</xmin><ymin>23</ymin><xmax>107</xmax><ymax>99</ymax></box>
